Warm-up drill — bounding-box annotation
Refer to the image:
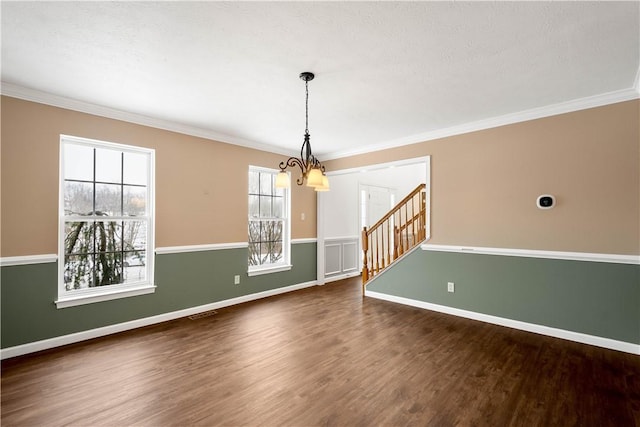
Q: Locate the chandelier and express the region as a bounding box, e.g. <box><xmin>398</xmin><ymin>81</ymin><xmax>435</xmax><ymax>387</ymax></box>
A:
<box><xmin>275</xmin><ymin>72</ymin><xmax>329</xmax><ymax>191</ymax></box>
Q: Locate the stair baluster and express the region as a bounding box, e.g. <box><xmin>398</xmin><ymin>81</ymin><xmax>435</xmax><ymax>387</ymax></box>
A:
<box><xmin>361</xmin><ymin>183</ymin><xmax>427</xmax><ymax>292</ymax></box>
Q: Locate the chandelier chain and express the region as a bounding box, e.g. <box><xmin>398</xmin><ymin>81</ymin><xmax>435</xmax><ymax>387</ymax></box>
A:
<box><xmin>305</xmin><ymin>79</ymin><xmax>309</xmax><ymax>134</ymax></box>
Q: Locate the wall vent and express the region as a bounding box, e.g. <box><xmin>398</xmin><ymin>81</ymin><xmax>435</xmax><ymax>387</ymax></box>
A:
<box><xmin>188</xmin><ymin>310</ymin><xmax>218</xmax><ymax>320</ymax></box>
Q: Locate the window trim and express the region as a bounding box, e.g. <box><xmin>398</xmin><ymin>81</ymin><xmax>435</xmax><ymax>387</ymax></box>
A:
<box><xmin>55</xmin><ymin>284</ymin><xmax>156</xmax><ymax>309</ymax></box>
<box><xmin>248</xmin><ymin>166</ymin><xmax>291</xmax><ymax>275</ymax></box>
<box><xmin>247</xmin><ymin>263</ymin><xmax>293</xmax><ymax>277</ymax></box>
<box><xmin>56</xmin><ymin>135</ymin><xmax>155</xmax><ymax>308</ymax></box>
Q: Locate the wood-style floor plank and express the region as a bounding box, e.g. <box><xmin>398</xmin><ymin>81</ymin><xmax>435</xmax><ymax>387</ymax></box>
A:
<box><xmin>2</xmin><ymin>277</ymin><xmax>639</xmax><ymax>426</ymax></box>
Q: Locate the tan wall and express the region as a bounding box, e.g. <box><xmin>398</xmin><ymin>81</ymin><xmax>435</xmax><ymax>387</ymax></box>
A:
<box><xmin>1</xmin><ymin>96</ymin><xmax>317</xmax><ymax>257</ymax></box>
<box><xmin>326</xmin><ymin>100</ymin><xmax>640</xmax><ymax>255</ymax></box>
<box><xmin>3</xmin><ymin>96</ymin><xmax>638</xmax><ymax>257</ymax></box>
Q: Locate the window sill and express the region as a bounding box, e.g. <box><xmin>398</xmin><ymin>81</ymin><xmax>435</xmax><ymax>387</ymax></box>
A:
<box><xmin>55</xmin><ymin>284</ymin><xmax>156</xmax><ymax>309</ymax></box>
<box><xmin>247</xmin><ymin>264</ymin><xmax>293</xmax><ymax>277</ymax></box>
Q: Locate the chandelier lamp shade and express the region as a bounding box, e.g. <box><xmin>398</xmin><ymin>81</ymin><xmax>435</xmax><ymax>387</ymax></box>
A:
<box><xmin>275</xmin><ymin>72</ymin><xmax>329</xmax><ymax>191</ymax></box>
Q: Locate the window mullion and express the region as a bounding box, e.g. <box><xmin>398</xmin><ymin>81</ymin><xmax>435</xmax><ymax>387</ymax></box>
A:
<box><xmin>59</xmin><ymin>136</ymin><xmax>154</xmax><ymax>304</ymax></box>
<box><xmin>248</xmin><ymin>167</ymin><xmax>289</xmax><ymax>271</ymax></box>
<box><xmin>91</xmin><ymin>149</ymin><xmax>97</xmax><ymax>288</ymax></box>
<box><xmin>120</xmin><ymin>153</ymin><xmax>124</xmax><ymax>281</ymax></box>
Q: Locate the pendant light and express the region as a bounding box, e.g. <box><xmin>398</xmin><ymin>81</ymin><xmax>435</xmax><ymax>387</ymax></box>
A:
<box><xmin>276</xmin><ymin>72</ymin><xmax>329</xmax><ymax>191</ymax></box>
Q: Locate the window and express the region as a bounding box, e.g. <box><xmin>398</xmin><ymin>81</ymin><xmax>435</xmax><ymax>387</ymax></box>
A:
<box><xmin>57</xmin><ymin>135</ymin><xmax>155</xmax><ymax>308</ymax></box>
<box><xmin>248</xmin><ymin>166</ymin><xmax>291</xmax><ymax>275</ymax></box>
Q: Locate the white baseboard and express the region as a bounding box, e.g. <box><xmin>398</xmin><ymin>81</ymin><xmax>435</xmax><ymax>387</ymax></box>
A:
<box><xmin>1</xmin><ymin>280</ymin><xmax>317</xmax><ymax>360</ymax></box>
<box><xmin>324</xmin><ymin>270</ymin><xmax>361</xmax><ymax>284</ymax></box>
<box><xmin>365</xmin><ymin>290</ymin><xmax>640</xmax><ymax>355</ymax></box>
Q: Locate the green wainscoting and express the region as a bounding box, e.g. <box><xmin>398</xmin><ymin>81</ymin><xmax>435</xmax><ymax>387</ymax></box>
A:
<box><xmin>366</xmin><ymin>249</ymin><xmax>640</xmax><ymax>345</ymax></box>
<box><xmin>1</xmin><ymin>243</ymin><xmax>316</xmax><ymax>349</ymax></box>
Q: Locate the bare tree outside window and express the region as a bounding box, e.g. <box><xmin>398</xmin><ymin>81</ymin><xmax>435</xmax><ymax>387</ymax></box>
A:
<box><xmin>248</xmin><ymin>168</ymin><xmax>288</xmax><ymax>269</ymax></box>
<box><xmin>61</xmin><ymin>139</ymin><xmax>151</xmax><ymax>294</ymax></box>
<box><xmin>248</xmin><ymin>220</ymin><xmax>283</xmax><ymax>266</ymax></box>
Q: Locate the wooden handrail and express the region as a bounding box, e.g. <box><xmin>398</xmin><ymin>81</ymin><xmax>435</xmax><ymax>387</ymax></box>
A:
<box><xmin>367</xmin><ymin>184</ymin><xmax>426</xmax><ymax>232</ymax></box>
<box><xmin>362</xmin><ymin>183</ymin><xmax>427</xmax><ymax>293</ymax></box>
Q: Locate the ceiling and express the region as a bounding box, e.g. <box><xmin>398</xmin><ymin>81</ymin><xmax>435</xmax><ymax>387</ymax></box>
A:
<box><xmin>2</xmin><ymin>2</ymin><xmax>639</xmax><ymax>159</ymax></box>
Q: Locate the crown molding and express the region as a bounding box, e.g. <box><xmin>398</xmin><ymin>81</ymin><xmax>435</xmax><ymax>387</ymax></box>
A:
<box><xmin>0</xmin><ymin>82</ymin><xmax>296</xmax><ymax>157</ymax></box>
<box><xmin>322</xmin><ymin>87</ymin><xmax>640</xmax><ymax>160</ymax></box>
<box><xmin>2</xmin><ymin>82</ymin><xmax>637</xmax><ymax>162</ymax></box>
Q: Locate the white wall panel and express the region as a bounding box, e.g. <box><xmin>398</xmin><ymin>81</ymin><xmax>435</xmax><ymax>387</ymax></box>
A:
<box><xmin>343</xmin><ymin>242</ymin><xmax>358</xmax><ymax>272</ymax></box>
<box><xmin>324</xmin><ymin>244</ymin><xmax>342</xmax><ymax>275</ymax></box>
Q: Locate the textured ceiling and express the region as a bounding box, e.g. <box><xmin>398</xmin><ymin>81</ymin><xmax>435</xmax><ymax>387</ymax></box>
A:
<box><xmin>2</xmin><ymin>2</ymin><xmax>639</xmax><ymax>159</ymax></box>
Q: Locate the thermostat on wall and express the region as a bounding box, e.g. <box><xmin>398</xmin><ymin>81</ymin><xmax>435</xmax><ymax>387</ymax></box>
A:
<box><xmin>536</xmin><ymin>195</ymin><xmax>555</xmax><ymax>209</ymax></box>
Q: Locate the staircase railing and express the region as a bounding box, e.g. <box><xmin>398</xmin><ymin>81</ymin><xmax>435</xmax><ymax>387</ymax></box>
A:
<box><xmin>361</xmin><ymin>183</ymin><xmax>426</xmax><ymax>291</ymax></box>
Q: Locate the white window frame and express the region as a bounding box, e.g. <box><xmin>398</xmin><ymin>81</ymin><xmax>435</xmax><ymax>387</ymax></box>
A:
<box><xmin>248</xmin><ymin>166</ymin><xmax>292</xmax><ymax>276</ymax></box>
<box><xmin>56</xmin><ymin>135</ymin><xmax>155</xmax><ymax>308</ymax></box>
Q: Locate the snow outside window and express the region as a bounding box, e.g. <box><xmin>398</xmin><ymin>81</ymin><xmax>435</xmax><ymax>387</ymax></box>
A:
<box><xmin>57</xmin><ymin>135</ymin><xmax>155</xmax><ymax>308</ymax></box>
<box><xmin>248</xmin><ymin>166</ymin><xmax>291</xmax><ymax>276</ymax></box>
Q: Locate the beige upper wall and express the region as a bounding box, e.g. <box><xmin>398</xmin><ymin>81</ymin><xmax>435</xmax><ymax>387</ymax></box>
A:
<box><xmin>0</xmin><ymin>96</ymin><xmax>317</xmax><ymax>257</ymax></box>
<box><xmin>326</xmin><ymin>100</ymin><xmax>640</xmax><ymax>255</ymax></box>
<box><xmin>2</xmin><ymin>97</ymin><xmax>638</xmax><ymax>257</ymax></box>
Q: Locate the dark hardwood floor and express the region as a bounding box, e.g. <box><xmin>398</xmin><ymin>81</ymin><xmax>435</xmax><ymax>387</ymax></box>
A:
<box><xmin>2</xmin><ymin>277</ymin><xmax>639</xmax><ymax>426</ymax></box>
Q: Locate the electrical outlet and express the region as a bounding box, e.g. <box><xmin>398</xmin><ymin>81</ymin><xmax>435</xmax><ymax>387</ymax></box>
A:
<box><xmin>234</xmin><ymin>275</ymin><xmax>240</xmax><ymax>285</ymax></box>
<box><xmin>447</xmin><ymin>282</ymin><xmax>455</xmax><ymax>293</ymax></box>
